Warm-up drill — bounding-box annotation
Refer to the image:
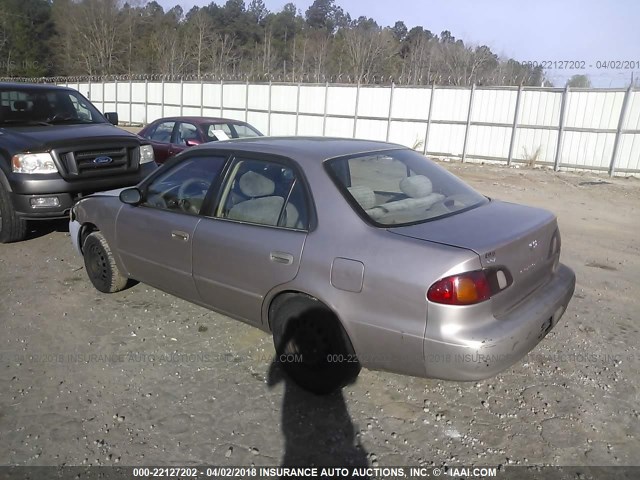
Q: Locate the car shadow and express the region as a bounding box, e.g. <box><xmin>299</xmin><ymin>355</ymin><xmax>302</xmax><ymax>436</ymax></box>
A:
<box><xmin>25</xmin><ymin>218</ymin><xmax>69</xmax><ymax>240</ymax></box>
<box><xmin>267</xmin><ymin>361</ymin><xmax>370</xmax><ymax>478</ymax></box>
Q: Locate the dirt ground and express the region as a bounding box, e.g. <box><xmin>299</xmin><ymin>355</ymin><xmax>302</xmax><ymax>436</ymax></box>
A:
<box><xmin>0</xmin><ymin>159</ymin><xmax>639</xmax><ymax>469</ymax></box>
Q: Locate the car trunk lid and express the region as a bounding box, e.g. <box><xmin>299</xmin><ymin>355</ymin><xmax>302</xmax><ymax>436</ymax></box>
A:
<box><xmin>390</xmin><ymin>200</ymin><xmax>558</xmax><ymax>316</ymax></box>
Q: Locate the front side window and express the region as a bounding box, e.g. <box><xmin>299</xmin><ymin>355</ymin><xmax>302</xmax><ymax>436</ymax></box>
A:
<box><xmin>148</xmin><ymin>121</ymin><xmax>175</xmax><ymax>143</ymax></box>
<box><xmin>216</xmin><ymin>158</ymin><xmax>307</xmax><ymax>229</ymax></box>
<box><xmin>144</xmin><ymin>156</ymin><xmax>226</xmax><ymax>215</ymax></box>
<box><xmin>326</xmin><ymin>149</ymin><xmax>488</xmax><ymax>226</ymax></box>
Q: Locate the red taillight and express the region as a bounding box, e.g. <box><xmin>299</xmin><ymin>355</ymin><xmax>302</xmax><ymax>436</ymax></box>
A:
<box><xmin>427</xmin><ymin>271</ymin><xmax>491</xmax><ymax>305</ymax></box>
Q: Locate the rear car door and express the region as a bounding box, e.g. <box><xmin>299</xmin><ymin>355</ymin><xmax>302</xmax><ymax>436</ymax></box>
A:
<box><xmin>116</xmin><ymin>155</ymin><xmax>227</xmax><ymax>301</ymax></box>
<box><xmin>172</xmin><ymin>121</ymin><xmax>201</xmax><ymax>152</ymax></box>
<box><xmin>192</xmin><ymin>156</ymin><xmax>310</xmax><ymax>325</ymax></box>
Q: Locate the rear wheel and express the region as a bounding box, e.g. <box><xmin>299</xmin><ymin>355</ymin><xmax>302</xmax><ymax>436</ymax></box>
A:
<box><xmin>0</xmin><ymin>183</ymin><xmax>28</xmax><ymax>243</ymax></box>
<box><xmin>83</xmin><ymin>231</ymin><xmax>128</xmax><ymax>293</ymax></box>
<box><xmin>271</xmin><ymin>295</ymin><xmax>361</xmax><ymax>395</ymax></box>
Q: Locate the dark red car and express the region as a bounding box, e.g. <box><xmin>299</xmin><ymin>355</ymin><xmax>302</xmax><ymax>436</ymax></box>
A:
<box><xmin>138</xmin><ymin>116</ymin><xmax>263</xmax><ymax>164</ymax></box>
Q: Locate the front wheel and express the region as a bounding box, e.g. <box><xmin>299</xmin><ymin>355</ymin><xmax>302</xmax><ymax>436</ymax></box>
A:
<box><xmin>83</xmin><ymin>231</ymin><xmax>129</xmax><ymax>293</ymax></box>
<box><xmin>0</xmin><ymin>184</ymin><xmax>27</xmax><ymax>243</ymax></box>
<box><xmin>271</xmin><ymin>296</ymin><xmax>361</xmax><ymax>395</ymax></box>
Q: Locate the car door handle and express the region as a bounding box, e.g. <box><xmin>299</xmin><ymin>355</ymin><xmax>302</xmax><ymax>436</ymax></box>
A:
<box><xmin>270</xmin><ymin>251</ymin><xmax>294</xmax><ymax>265</ymax></box>
<box><xmin>171</xmin><ymin>230</ymin><xmax>190</xmax><ymax>241</ymax></box>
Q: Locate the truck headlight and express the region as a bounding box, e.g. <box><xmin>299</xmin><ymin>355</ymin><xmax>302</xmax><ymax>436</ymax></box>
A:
<box><xmin>139</xmin><ymin>145</ymin><xmax>155</xmax><ymax>164</ymax></box>
<box><xmin>11</xmin><ymin>153</ymin><xmax>58</xmax><ymax>174</ymax></box>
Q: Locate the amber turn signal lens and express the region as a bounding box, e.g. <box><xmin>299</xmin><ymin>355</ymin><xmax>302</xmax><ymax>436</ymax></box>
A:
<box><xmin>427</xmin><ymin>271</ymin><xmax>491</xmax><ymax>305</ymax></box>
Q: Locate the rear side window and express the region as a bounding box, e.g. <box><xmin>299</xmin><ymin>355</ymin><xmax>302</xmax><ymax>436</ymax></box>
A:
<box><xmin>215</xmin><ymin>158</ymin><xmax>308</xmax><ymax>230</ymax></box>
<box><xmin>206</xmin><ymin>124</ymin><xmax>233</xmax><ymax>141</ymax></box>
<box><xmin>175</xmin><ymin>122</ymin><xmax>199</xmax><ymax>145</ymax></box>
<box><xmin>148</xmin><ymin>121</ymin><xmax>176</xmax><ymax>142</ymax></box>
<box><xmin>326</xmin><ymin>149</ymin><xmax>488</xmax><ymax>226</ymax></box>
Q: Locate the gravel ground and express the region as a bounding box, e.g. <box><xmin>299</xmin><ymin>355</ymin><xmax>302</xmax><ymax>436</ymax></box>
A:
<box><xmin>0</xmin><ymin>161</ymin><xmax>639</xmax><ymax>469</ymax></box>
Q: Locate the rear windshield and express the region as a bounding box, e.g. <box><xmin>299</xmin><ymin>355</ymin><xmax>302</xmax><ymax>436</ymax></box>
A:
<box><xmin>0</xmin><ymin>87</ymin><xmax>105</xmax><ymax>126</ymax></box>
<box><xmin>326</xmin><ymin>149</ymin><xmax>488</xmax><ymax>226</ymax></box>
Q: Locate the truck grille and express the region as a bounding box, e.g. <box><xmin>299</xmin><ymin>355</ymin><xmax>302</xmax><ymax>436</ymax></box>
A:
<box><xmin>57</xmin><ymin>146</ymin><xmax>140</xmax><ymax>178</ymax></box>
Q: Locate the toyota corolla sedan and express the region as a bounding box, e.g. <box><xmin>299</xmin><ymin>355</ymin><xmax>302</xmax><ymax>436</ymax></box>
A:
<box><xmin>69</xmin><ymin>137</ymin><xmax>575</xmax><ymax>394</ymax></box>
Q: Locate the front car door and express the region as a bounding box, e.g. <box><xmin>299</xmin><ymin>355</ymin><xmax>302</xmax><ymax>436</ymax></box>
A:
<box><xmin>116</xmin><ymin>155</ymin><xmax>227</xmax><ymax>301</ymax></box>
<box><xmin>192</xmin><ymin>156</ymin><xmax>310</xmax><ymax>325</ymax></box>
<box><xmin>144</xmin><ymin>120</ymin><xmax>176</xmax><ymax>164</ymax></box>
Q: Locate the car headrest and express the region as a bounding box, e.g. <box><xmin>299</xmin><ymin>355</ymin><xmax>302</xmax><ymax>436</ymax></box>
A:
<box><xmin>13</xmin><ymin>100</ymin><xmax>28</xmax><ymax>111</ymax></box>
<box><xmin>348</xmin><ymin>185</ymin><xmax>376</xmax><ymax>210</ymax></box>
<box><xmin>400</xmin><ymin>175</ymin><xmax>433</xmax><ymax>198</ymax></box>
<box><xmin>239</xmin><ymin>171</ymin><xmax>275</xmax><ymax>197</ymax></box>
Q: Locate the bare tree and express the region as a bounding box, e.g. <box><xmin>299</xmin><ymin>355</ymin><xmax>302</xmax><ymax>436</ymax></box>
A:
<box><xmin>150</xmin><ymin>26</ymin><xmax>189</xmax><ymax>76</ymax></box>
<box><xmin>306</xmin><ymin>30</ymin><xmax>331</xmax><ymax>81</ymax></box>
<box><xmin>343</xmin><ymin>24</ymin><xmax>395</xmax><ymax>83</ymax></box>
<box><xmin>403</xmin><ymin>34</ymin><xmax>433</xmax><ymax>84</ymax></box>
<box><xmin>69</xmin><ymin>0</ymin><xmax>124</xmax><ymax>75</ymax></box>
<box><xmin>567</xmin><ymin>74</ymin><xmax>591</xmax><ymax>88</ymax></box>
<box><xmin>262</xmin><ymin>23</ymin><xmax>274</xmax><ymax>74</ymax></box>
<box><xmin>186</xmin><ymin>9</ymin><xmax>214</xmax><ymax>77</ymax></box>
<box><xmin>121</xmin><ymin>0</ymin><xmax>146</xmax><ymax>75</ymax></box>
<box><xmin>207</xmin><ymin>33</ymin><xmax>238</xmax><ymax>76</ymax></box>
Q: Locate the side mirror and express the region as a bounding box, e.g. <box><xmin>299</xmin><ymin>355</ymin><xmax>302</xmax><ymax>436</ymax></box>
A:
<box><xmin>104</xmin><ymin>112</ymin><xmax>119</xmax><ymax>126</ymax></box>
<box><xmin>119</xmin><ymin>187</ymin><xmax>142</xmax><ymax>205</ymax></box>
<box><xmin>185</xmin><ymin>139</ymin><xmax>201</xmax><ymax>147</ymax></box>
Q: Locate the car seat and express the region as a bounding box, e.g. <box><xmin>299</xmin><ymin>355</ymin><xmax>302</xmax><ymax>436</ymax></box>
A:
<box><xmin>228</xmin><ymin>171</ymin><xmax>301</xmax><ymax>228</ymax></box>
<box><xmin>365</xmin><ymin>175</ymin><xmax>445</xmax><ymax>221</ymax></box>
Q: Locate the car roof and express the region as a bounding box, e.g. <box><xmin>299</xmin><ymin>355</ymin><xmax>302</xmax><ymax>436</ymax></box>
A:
<box><xmin>0</xmin><ymin>82</ymin><xmax>75</xmax><ymax>92</ymax></box>
<box><xmin>150</xmin><ymin>116</ymin><xmax>251</xmax><ymax>125</ymax></box>
<box><xmin>188</xmin><ymin>136</ymin><xmax>407</xmax><ymax>164</ymax></box>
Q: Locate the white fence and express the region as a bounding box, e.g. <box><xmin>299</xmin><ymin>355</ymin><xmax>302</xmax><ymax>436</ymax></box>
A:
<box><xmin>61</xmin><ymin>80</ymin><xmax>640</xmax><ymax>176</ymax></box>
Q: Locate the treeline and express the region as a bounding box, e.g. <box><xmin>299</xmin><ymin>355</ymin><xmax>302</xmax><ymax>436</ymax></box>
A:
<box><xmin>0</xmin><ymin>0</ymin><xmax>546</xmax><ymax>85</ymax></box>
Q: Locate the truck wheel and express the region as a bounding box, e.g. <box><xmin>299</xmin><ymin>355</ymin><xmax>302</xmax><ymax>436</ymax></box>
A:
<box><xmin>83</xmin><ymin>231</ymin><xmax>128</xmax><ymax>293</ymax></box>
<box><xmin>0</xmin><ymin>183</ymin><xmax>27</xmax><ymax>243</ymax></box>
<box><xmin>271</xmin><ymin>295</ymin><xmax>361</xmax><ymax>395</ymax></box>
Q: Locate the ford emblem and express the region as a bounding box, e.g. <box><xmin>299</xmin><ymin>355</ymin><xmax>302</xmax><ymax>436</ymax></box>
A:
<box><xmin>93</xmin><ymin>156</ymin><xmax>113</xmax><ymax>165</ymax></box>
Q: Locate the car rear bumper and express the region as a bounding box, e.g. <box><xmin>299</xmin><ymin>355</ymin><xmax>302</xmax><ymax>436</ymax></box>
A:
<box><xmin>8</xmin><ymin>162</ymin><xmax>156</xmax><ymax>219</ymax></box>
<box><xmin>423</xmin><ymin>263</ymin><xmax>575</xmax><ymax>381</ymax></box>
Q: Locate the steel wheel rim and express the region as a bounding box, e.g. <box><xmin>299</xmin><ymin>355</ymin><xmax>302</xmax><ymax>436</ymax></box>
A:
<box><xmin>88</xmin><ymin>244</ymin><xmax>107</xmax><ymax>281</ymax></box>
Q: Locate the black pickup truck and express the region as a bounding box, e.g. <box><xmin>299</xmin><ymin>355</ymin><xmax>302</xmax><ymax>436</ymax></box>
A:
<box><xmin>0</xmin><ymin>82</ymin><xmax>156</xmax><ymax>242</ymax></box>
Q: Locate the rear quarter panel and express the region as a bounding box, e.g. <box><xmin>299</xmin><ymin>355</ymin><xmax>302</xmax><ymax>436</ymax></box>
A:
<box><xmin>263</xmin><ymin>157</ymin><xmax>481</xmax><ymax>378</ymax></box>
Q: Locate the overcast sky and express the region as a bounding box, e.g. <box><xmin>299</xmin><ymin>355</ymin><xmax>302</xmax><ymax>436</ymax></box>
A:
<box><xmin>158</xmin><ymin>0</ymin><xmax>640</xmax><ymax>87</ymax></box>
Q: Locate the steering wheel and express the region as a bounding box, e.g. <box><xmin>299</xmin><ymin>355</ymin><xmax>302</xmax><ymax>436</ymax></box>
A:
<box><xmin>177</xmin><ymin>178</ymin><xmax>210</xmax><ymax>214</ymax></box>
<box><xmin>48</xmin><ymin>113</ymin><xmax>76</xmax><ymax>122</ymax></box>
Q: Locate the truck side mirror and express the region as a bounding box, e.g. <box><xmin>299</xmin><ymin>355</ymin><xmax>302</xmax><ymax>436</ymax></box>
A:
<box><xmin>104</xmin><ymin>112</ymin><xmax>119</xmax><ymax>126</ymax></box>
